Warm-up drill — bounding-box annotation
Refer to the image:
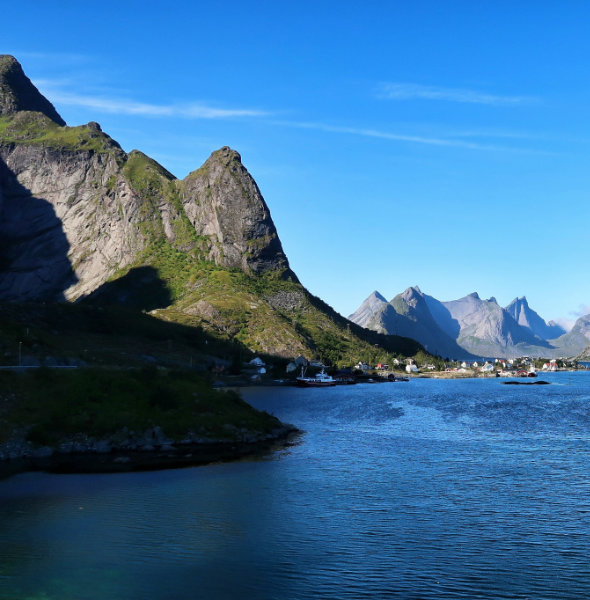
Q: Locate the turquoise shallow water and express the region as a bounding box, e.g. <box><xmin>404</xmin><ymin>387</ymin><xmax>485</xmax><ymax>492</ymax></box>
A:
<box><xmin>1</xmin><ymin>372</ymin><xmax>589</xmax><ymax>599</ymax></box>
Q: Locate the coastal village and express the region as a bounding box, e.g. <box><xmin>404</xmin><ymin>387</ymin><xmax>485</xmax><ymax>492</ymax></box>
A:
<box><xmin>237</xmin><ymin>354</ymin><xmax>585</xmax><ymax>386</ymax></box>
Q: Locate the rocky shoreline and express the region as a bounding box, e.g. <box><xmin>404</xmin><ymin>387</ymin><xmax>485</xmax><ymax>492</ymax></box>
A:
<box><xmin>0</xmin><ymin>424</ymin><xmax>301</xmax><ymax>478</ymax></box>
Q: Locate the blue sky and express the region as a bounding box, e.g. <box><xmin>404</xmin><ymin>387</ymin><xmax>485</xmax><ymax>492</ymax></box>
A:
<box><xmin>3</xmin><ymin>1</ymin><xmax>590</xmax><ymax>328</ymax></box>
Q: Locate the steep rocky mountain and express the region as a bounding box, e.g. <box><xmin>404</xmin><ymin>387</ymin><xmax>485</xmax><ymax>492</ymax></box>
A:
<box><xmin>549</xmin><ymin>315</ymin><xmax>590</xmax><ymax>358</ymax></box>
<box><xmin>439</xmin><ymin>292</ymin><xmax>548</xmax><ymax>357</ymax></box>
<box><xmin>348</xmin><ymin>291</ymin><xmax>388</xmax><ymax>329</ymax></box>
<box><xmin>387</xmin><ymin>287</ymin><xmax>470</xmax><ymax>359</ymax></box>
<box><xmin>349</xmin><ymin>287</ymin><xmax>579</xmax><ymax>358</ymax></box>
<box><xmin>505</xmin><ymin>296</ymin><xmax>565</xmax><ymax>340</ymax></box>
<box><xmin>0</xmin><ymin>55</ymin><xmax>65</xmax><ymax>125</ymax></box>
<box><xmin>0</xmin><ymin>55</ymin><xmax>421</xmax><ymax>364</ymax></box>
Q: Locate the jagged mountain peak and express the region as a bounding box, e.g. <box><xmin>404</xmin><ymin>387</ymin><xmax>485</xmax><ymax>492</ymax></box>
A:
<box><xmin>0</xmin><ymin>55</ymin><xmax>65</xmax><ymax>126</ymax></box>
<box><xmin>350</xmin><ymin>285</ymin><xmax>575</xmax><ymax>358</ymax></box>
<box><xmin>400</xmin><ymin>286</ymin><xmax>423</xmax><ymax>300</ymax></box>
<box><xmin>371</xmin><ymin>290</ymin><xmax>387</xmax><ymax>302</ymax></box>
<box><xmin>181</xmin><ymin>146</ymin><xmax>297</xmax><ymax>280</ymax></box>
<box><xmin>364</xmin><ymin>285</ymin><xmax>473</xmax><ymax>358</ymax></box>
<box><xmin>185</xmin><ymin>145</ymin><xmax>243</xmax><ymax>179</ymax></box>
<box><xmin>504</xmin><ymin>296</ymin><xmax>565</xmax><ymax>340</ymax></box>
<box><xmin>348</xmin><ymin>290</ymin><xmax>388</xmax><ymax>329</ymax></box>
<box><xmin>210</xmin><ymin>145</ymin><xmax>242</xmax><ymax>163</ymax></box>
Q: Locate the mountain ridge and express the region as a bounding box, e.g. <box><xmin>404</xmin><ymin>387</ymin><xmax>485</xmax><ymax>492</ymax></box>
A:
<box><xmin>0</xmin><ymin>55</ymin><xmax>421</xmax><ymax>365</ymax></box>
<box><xmin>350</xmin><ymin>287</ymin><xmax>589</xmax><ymax>359</ymax></box>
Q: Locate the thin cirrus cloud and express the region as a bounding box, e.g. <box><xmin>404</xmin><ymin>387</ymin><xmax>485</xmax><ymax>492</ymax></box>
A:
<box><xmin>271</xmin><ymin>119</ymin><xmax>533</xmax><ymax>152</ymax></box>
<box><xmin>33</xmin><ymin>80</ymin><xmax>268</xmax><ymax>119</ymax></box>
<box><xmin>378</xmin><ymin>82</ymin><xmax>538</xmax><ymax>106</ymax></box>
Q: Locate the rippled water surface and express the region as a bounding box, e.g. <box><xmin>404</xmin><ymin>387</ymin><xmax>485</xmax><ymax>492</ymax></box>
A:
<box><xmin>1</xmin><ymin>372</ymin><xmax>589</xmax><ymax>599</ymax></box>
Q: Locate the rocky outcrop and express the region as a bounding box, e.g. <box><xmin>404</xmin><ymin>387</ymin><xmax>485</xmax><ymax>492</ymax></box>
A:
<box><xmin>181</xmin><ymin>146</ymin><xmax>297</xmax><ymax>280</ymax></box>
<box><xmin>0</xmin><ymin>142</ymin><xmax>150</xmax><ymax>300</ymax></box>
<box><xmin>0</xmin><ymin>55</ymin><xmax>65</xmax><ymax>125</ymax></box>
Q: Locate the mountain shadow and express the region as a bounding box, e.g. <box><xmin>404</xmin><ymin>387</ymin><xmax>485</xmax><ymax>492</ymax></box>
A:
<box><xmin>0</xmin><ymin>299</ymin><xmax>260</xmax><ymax>372</ymax></box>
<box><xmin>0</xmin><ymin>157</ymin><xmax>77</xmax><ymax>301</ymax></box>
<box><xmin>82</xmin><ymin>266</ymin><xmax>173</xmax><ymax>312</ymax></box>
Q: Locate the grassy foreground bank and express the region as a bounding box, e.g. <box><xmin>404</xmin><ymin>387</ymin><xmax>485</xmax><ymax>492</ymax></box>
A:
<box><xmin>0</xmin><ymin>367</ymin><xmax>295</xmax><ymax>474</ymax></box>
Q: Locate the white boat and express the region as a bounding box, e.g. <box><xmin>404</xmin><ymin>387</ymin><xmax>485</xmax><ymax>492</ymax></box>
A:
<box><xmin>296</xmin><ymin>368</ymin><xmax>336</xmax><ymax>387</ymax></box>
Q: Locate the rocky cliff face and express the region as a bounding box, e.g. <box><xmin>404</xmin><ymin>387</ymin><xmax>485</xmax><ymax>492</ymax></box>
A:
<box><xmin>0</xmin><ymin>56</ymin><xmax>296</xmax><ymax>303</ymax></box>
<box><xmin>0</xmin><ymin>137</ymin><xmax>147</xmax><ymax>301</ymax></box>
<box><xmin>505</xmin><ymin>296</ymin><xmax>565</xmax><ymax>340</ymax></box>
<box><xmin>181</xmin><ymin>147</ymin><xmax>296</xmax><ymax>280</ymax></box>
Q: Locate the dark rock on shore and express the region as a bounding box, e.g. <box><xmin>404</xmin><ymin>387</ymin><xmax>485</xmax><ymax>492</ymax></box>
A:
<box><xmin>0</xmin><ymin>424</ymin><xmax>300</xmax><ymax>477</ymax></box>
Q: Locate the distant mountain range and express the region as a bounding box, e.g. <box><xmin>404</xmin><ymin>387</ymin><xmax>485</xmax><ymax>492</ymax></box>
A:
<box><xmin>350</xmin><ymin>287</ymin><xmax>590</xmax><ymax>359</ymax></box>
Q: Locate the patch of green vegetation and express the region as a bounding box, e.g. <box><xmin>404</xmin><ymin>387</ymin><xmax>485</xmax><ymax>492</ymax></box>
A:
<box><xmin>0</xmin><ymin>112</ymin><xmax>123</xmax><ymax>155</ymax></box>
<box><xmin>0</xmin><ymin>368</ymin><xmax>281</xmax><ymax>446</ymax></box>
<box><xmin>121</xmin><ymin>152</ymin><xmax>209</xmax><ymax>270</ymax></box>
<box><xmin>105</xmin><ymin>174</ymin><xmax>117</xmax><ymax>192</ymax></box>
<box><xmin>156</xmin><ymin>264</ymin><xmax>423</xmax><ymax>366</ymax></box>
<box><xmin>123</xmin><ymin>150</ymin><xmax>174</xmax><ymax>195</ymax></box>
<box><xmin>391</xmin><ymin>296</ymin><xmax>411</xmax><ymax>316</ymax></box>
<box><xmin>166</xmin><ymin>185</ymin><xmax>199</xmax><ymax>249</ymax></box>
<box><xmin>138</xmin><ymin>241</ymin><xmax>211</xmax><ymax>301</ymax></box>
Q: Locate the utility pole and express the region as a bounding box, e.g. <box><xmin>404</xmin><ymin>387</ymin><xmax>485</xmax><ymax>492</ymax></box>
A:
<box><xmin>18</xmin><ymin>341</ymin><xmax>22</xmax><ymax>367</ymax></box>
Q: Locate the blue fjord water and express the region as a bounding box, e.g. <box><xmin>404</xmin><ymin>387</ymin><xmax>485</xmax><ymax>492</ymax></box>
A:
<box><xmin>1</xmin><ymin>372</ymin><xmax>589</xmax><ymax>600</ymax></box>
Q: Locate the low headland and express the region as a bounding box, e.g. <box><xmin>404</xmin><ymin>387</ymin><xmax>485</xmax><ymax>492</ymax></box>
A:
<box><xmin>0</xmin><ymin>366</ymin><xmax>299</xmax><ymax>478</ymax></box>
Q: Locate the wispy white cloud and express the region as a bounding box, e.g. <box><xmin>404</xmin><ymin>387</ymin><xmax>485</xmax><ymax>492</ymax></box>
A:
<box><xmin>573</xmin><ymin>304</ymin><xmax>590</xmax><ymax>317</ymax></box>
<box><xmin>554</xmin><ymin>304</ymin><xmax>590</xmax><ymax>331</ymax></box>
<box><xmin>271</xmin><ymin>119</ymin><xmax>538</xmax><ymax>152</ymax></box>
<box><xmin>33</xmin><ymin>80</ymin><xmax>268</xmax><ymax>120</ymax></box>
<box><xmin>445</xmin><ymin>127</ymin><xmax>546</xmax><ymax>140</ymax></box>
<box><xmin>553</xmin><ymin>317</ymin><xmax>575</xmax><ymax>332</ymax></box>
<box><xmin>378</xmin><ymin>83</ymin><xmax>537</xmax><ymax>106</ymax></box>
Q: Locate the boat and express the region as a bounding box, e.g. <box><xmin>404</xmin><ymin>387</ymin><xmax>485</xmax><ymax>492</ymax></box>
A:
<box><xmin>296</xmin><ymin>367</ymin><xmax>336</xmax><ymax>387</ymax></box>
